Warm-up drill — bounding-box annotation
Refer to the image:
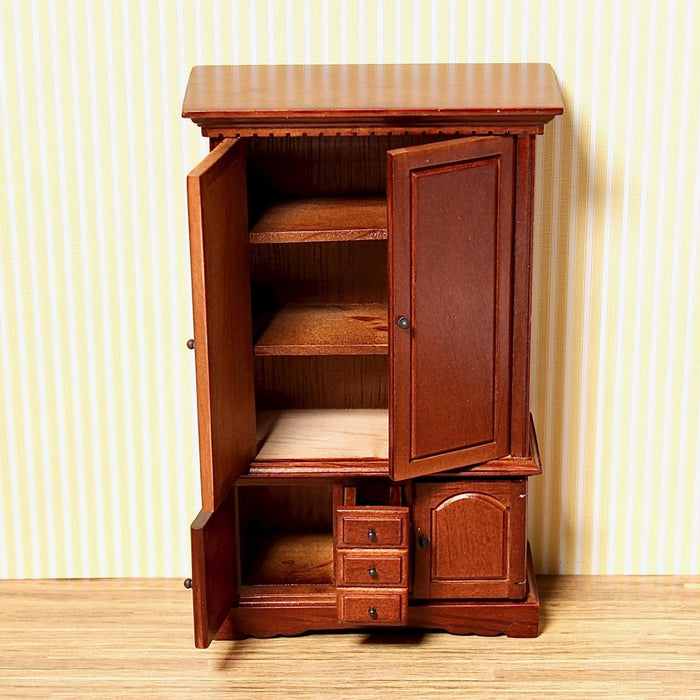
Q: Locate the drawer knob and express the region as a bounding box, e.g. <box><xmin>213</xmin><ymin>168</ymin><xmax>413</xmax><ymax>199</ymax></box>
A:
<box><xmin>368</xmin><ymin>567</ymin><xmax>378</xmax><ymax>578</ymax></box>
<box><xmin>183</xmin><ymin>578</ymin><xmax>192</xmax><ymax>589</ymax></box>
<box><xmin>367</xmin><ymin>529</ymin><xmax>377</xmax><ymax>541</ymax></box>
<box><xmin>419</xmin><ymin>535</ymin><xmax>430</xmax><ymax>548</ymax></box>
<box><xmin>397</xmin><ymin>316</ymin><xmax>410</xmax><ymax>330</ymax></box>
<box><xmin>186</xmin><ymin>339</ymin><xmax>195</xmax><ymax>350</ymax></box>
<box><xmin>368</xmin><ymin>607</ymin><xmax>378</xmax><ymax>619</ymax></box>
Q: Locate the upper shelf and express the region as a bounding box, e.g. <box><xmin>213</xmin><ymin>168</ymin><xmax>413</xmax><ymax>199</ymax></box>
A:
<box><xmin>182</xmin><ymin>63</ymin><xmax>565</xmax><ymax>136</ymax></box>
<box><xmin>250</xmin><ymin>195</ymin><xmax>387</xmax><ymax>243</ymax></box>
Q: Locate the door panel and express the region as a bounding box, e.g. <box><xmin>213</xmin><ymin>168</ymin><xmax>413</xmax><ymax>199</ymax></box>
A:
<box><xmin>190</xmin><ymin>487</ymin><xmax>238</xmax><ymax>648</ymax></box>
<box><xmin>188</xmin><ymin>139</ymin><xmax>256</xmax><ymax>510</ymax></box>
<box><xmin>413</xmin><ymin>480</ymin><xmax>527</xmax><ymax>600</ymax></box>
<box><xmin>388</xmin><ymin>136</ymin><xmax>514</xmax><ymax>480</ymax></box>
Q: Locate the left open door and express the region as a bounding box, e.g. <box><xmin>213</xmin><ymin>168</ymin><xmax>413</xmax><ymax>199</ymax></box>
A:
<box><xmin>187</xmin><ymin>138</ymin><xmax>256</xmax><ymax>510</ymax></box>
<box><xmin>187</xmin><ymin>139</ymin><xmax>256</xmax><ymax>647</ymax></box>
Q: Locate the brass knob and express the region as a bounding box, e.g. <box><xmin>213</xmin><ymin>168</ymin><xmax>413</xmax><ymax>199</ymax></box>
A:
<box><xmin>368</xmin><ymin>607</ymin><xmax>378</xmax><ymax>619</ymax></box>
<box><xmin>186</xmin><ymin>339</ymin><xmax>195</xmax><ymax>350</ymax></box>
<box><xmin>367</xmin><ymin>529</ymin><xmax>377</xmax><ymax>541</ymax></box>
<box><xmin>368</xmin><ymin>567</ymin><xmax>378</xmax><ymax>578</ymax></box>
<box><xmin>419</xmin><ymin>535</ymin><xmax>430</xmax><ymax>549</ymax></box>
<box><xmin>397</xmin><ymin>316</ymin><xmax>410</xmax><ymax>330</ymax></box>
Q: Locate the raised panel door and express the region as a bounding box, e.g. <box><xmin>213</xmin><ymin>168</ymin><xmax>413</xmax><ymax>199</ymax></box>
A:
<box><xmin>188</xmin><ymin>138</ymin><xmax>257</xmax><ymax>509</ymax></box>
<box><xmin>388</xmin><ymin>136</ymin><xmax>514</xmax><ymax>480</ymax></box>
<box><xmin>413</xmin><ymin>480</ymin><xmax>527</xmax><ymax>599</ymax></box>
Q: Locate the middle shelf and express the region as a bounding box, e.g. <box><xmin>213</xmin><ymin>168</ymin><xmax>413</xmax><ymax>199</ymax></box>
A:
<box><xmin>255</xmin><ymin>303</ymin><xmax>388</xmax><ymax>356</ymax></box>
<box><xmin>250</xmin><ymin>195</ymin><xmax>388</xmax><ymax>243</ymax></box>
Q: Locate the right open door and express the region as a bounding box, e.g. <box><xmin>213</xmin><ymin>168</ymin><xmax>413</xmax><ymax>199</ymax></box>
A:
<box><xmin>388</xmin><ymin>136</ymin><xmax>515</xmax><ymax>481</ymax></box>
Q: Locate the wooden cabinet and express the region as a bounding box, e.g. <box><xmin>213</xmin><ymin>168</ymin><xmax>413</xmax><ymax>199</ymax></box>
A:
<box><xmin>183</xmin><ymin>63</ymin><xmax>563</xmax><ymax>647</ymax></box>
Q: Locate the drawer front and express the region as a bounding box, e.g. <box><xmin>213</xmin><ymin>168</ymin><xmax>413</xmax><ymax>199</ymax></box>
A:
<box><xmin>337</xmin><ymin>588</ymin><xmax>408</xmax><ymax>625</ymax></box>
<box><xmin>337</xmin><ymin>550</ymin><xmax>408</xmax><ymax>587</ymax></box>
<box><xmin>336</xmin><ymin>507</ymin><xmax>408</xmax><ymax>548</ymax></box>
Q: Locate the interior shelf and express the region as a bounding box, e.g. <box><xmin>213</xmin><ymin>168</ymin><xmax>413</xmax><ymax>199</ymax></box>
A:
<box><xmin>255</xmin><ymin>409</ymin><xmax>389</xmax><ymax>461</ymax></box>
<box><xmin>241</xmin><ymin>533</ymin><xmax>334</xmax><ymax>586</ymax></box>
<box><xmin>255</xmin><ymin>303</ymin><xmax>388</xmax><ymax>356</ymax></box>
<box><xmin>250</xmin><ymin>195</ymin><xmax>387</xmax><ymax>243</ymax></box>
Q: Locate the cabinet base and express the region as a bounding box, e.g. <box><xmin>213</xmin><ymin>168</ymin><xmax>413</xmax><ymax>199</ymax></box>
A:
<box><xmin>215</xmin><ymin>544</ymin><xmax>539</xmax><ymax>641</ymax></box>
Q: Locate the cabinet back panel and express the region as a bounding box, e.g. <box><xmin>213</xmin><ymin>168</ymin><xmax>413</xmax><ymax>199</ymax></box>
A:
<box><xmin>255</xmin><ymin>356</ymin><xmax>388</xmax><ymax>409</ymax></box>
<box><xmin>247</xmin><ymin>134</ymin><xmax>446</xmax><ymax>196</ymax></box>
<box><xmin>251</xmin><ymin>241</ymin><xmax>387</xmax><ymax>307</ymax></box>
<box><xmin>237</xmin><ymin>484</ymin><xmax>334</xmax><ymax>534</ymax></box>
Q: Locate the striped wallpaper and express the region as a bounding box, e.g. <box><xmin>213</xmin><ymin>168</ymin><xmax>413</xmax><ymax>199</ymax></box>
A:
<box><xmin>0</xmin><ymin>0</ymin><xmax>697</xmax><ymax>579</ymax></box>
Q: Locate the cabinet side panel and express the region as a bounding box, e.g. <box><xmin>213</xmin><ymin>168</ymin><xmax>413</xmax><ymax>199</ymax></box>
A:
<box><xmin>511</xmin><ymin>135</ymin><xmax>536</xmax><ymax>456</ymax></box>
<box><xmin>188</xmin><ymin>139</ymin><xmax>257</xmax><ymax>510</ymax></box>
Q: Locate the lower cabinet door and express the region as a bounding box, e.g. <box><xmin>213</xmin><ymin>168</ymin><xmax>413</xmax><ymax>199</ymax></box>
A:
<box><xmin>412</xmin><ymin>480</ymin><xmax>527</xmax><ymax>600</ymax></box>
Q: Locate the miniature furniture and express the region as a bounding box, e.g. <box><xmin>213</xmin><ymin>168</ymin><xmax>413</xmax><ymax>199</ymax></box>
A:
<box><xmin>182</xmin><ymin>63</ymin><xmax>563</xmax><ymax>648</ymax></box>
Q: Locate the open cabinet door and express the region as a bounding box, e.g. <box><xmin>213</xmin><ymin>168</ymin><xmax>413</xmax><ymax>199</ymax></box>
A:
<box><xmin>188</xmin><ymin>138</ymin><xmax>256</xmax><ymax>510</ymax></box>
<box><xmin>388</xmin><ymin>136</ymin><xmax>514</xmax><ymax>480</ymax></box>
<box><xmin>188</xmin><ymin>139</ymin><xmax>254</xmax><ymax>646</ymax></box>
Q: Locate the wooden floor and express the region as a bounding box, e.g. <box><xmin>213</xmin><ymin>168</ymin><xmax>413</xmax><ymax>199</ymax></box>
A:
<box><xmin>1</xmin><ymin>577</ymin><xmax>698</xmax><ymax>698</ymax></box>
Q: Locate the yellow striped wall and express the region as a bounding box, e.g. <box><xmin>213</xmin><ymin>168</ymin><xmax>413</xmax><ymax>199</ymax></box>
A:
<box><xmin>0</xmin><ymin>0</ymin><xmax>697</xmax><ymax>578</ymax></box>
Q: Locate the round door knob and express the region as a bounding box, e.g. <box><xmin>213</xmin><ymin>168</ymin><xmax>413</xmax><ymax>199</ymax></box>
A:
<box><xmin>368</xmin><ymin>607</ymin><xmax>378</xmax><ymax>619</ymax></box>
<box><xmin>419</xmin><ymin>535</ymin><xmax>430</xmax><ymax>549</ymax></box>
<box><xmin>186</xmin><ymin>339</ymin><xmax>195</xmax><ymax>350</ymax></box>
<box><xmin>367</xmin><ymin>529</ymin><xmax>377</xmax><ymax>541</ymax></box>
<box><xmin>183</xmin><ymin>578</ymin><xmax>193</xmax><ymax>589</ymax></box>
<box><xmin>397</xmin><ymin>316</ymin><xmax>410</xmax><ymax>330</ymax></box>
<box><xmin>368</xmin><ymin>567</ymin><xmax>378</xmax><ymax>578</ymax></box>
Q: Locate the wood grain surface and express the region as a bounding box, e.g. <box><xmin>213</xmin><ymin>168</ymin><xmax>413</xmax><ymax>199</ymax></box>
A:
<box><xmin>250</xmin><ymin>195</ymin><xmax>387</xmax><ymax>243</ymax></box>
<box><xmin>1</xmin><ymin>577</ymin><xmax>698</xmax><ymax>698</ymax></box>
<box><xmin>187</xmin><ymin>138</ymin><xmax>257</xmax><ymax>509</ymax></box>
<box><xmin>255</xmin><ymin>408</ymin><xmax>388</xmax><ymax>460</ymax></box>
<box><xmin>254</xmin><ymin>303</ymin><xmax>388</xmax><ymax>356</ymax></box>
<box><xmin>182</xmin><ymin>64</ymin><xmax>564</xmax><ymax>134</ymax></box>
<box><xmin>388</xmin><ymin>135</ymin><xmax>514</xmax><ymax>479</ymax></box>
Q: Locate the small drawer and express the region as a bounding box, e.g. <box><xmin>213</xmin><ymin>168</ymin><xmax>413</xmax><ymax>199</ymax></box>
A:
<box><xmin>337</xmin><ymin>549</ymin><xmax>408</xmax><ymax>587</ymax></box>
<box><xmin>336</xmin><ymin>507</ymin><xmax>408</xmax><ymax>548</ymax></box>
<box><xmin>337</xmin><ymin>588</ymin><xmax>408</xmax><ymax>625</ymax></box>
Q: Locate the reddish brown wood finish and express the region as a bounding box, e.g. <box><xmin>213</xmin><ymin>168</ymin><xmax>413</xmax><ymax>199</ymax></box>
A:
<box><xmin>254</xmin><ymin>356</ymin><xmax>388</xmax><ymax>410</ymax></box>
<box><xmin>337</xmin><ymin>588</ymin><xmax>408</xmax><ymax>625</ymax></box>
<box><xmin>412</xmin><ymin>480</ymin><xmax>527</xmax><ymax>600</ymax></box>
<box><xmin>183</xmin><ymin>64</ymin><xmax>564</xmax><ymax>135</ymax></box>
<box><xmin>184</xmin><ymin>63</ymin><xmax>562</xmax><ymax>646</ymax></box>
<box><xmin>336</xmin><ymin>506</ymin><xmax>409</xmax><ymax>548</ymax></box>
<box><xmin>215</xmin><ymin>545</ymin><xmax>539</xmax><ymax>640</ymax></box>
<box><xmin>250</xmin><ymin>240</ymin><xmax>387</xmax><ymax>306</ymax></box>
<box><xmin>254</xmin><ymin>303</ymin><xmax>388</xmax><ymax>356</ymax></box>
<box><xmin>510</xmin><ymin>135</ymin><xmax>537</xmax><ymax>456</ymax></box>
<box><xmin>336</xmin><ymin>549</ymin><xmax>408</xmax><ymax>587</ymax></box>
<box><xmin>389</xmin><ymin>136</ymin><xmax>514</xmax><ymax>480</ymax></box>
<box><xmin>250</xmin><ymin>195</ymin><xmax>387</xmax><ymax>243</ymax></box>
<box><xmin>190</xmin><ymin>486</ymin><xmax>238</xmax><ymax>648</ymax></box>
<box><xmin>188</xmin><ymin>139</ymin><xmax>257</xmax><ymax>510</ymax></box>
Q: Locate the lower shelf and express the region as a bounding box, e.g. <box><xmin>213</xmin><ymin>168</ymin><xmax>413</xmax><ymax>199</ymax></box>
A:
<box><xmin>254</xmin><ymin>409</ymin><xmax>389</xmax><ymax>461</ymax></box>
<box><xmin>241</xmin><ymin>533</ymin><xmax>334</xmax><ymax>586</ymax></box>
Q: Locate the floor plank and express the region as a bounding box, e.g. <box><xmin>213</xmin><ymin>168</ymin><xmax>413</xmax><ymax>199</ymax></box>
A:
<box><xmin>0</xmin><ymin>577</ymin><xmax>698</xmax><ymax>698</ymax></box>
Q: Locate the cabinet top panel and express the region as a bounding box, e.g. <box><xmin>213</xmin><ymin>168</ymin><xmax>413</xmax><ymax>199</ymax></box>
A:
<box><xmin>182</xmin><ymin>63</ymin><xmax>563</xmax><ymax>135</ymax></box>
